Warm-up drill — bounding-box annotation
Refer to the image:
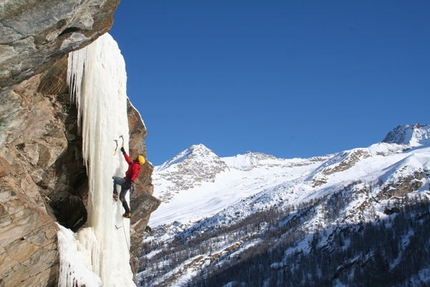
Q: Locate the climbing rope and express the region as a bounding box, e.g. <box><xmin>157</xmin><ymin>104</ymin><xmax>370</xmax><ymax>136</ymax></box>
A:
<box><xmin>116</xmin><ymin>219</ymin><xmax>138</xmax><ymax>284</ymax></box>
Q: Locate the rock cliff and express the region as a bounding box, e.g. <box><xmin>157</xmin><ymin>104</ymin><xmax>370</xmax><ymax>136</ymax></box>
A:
<box><xmin>0</xmin><ymin>1</ymin><xmax>160</xmax><ymax>286</ymax></box>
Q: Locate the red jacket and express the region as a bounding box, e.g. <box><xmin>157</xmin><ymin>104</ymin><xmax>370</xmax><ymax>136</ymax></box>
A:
<box><xmin>124</xmin><ymin>153</ymin><xmax>141</xmax><ymax>181</ymax></box>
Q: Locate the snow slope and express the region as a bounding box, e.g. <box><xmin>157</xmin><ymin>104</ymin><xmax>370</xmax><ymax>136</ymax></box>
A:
<box><xmin>150</xmin><ymin>125</ymin><xmax>430</xmax><ymax>228</ymax></box>
<box><xmin>143</xmin><ymin>124</ymin><xmax>430</xmax><ymax>286</ymax></box>
<box><xmin>150</xmin><ymin>146</ymin><xmax>329</xmax><ymax>227</ymax></box>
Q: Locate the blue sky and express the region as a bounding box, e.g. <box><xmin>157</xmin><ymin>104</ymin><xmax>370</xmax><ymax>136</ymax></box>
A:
<box><xmin>109</xmin><ymin>1</ymin><xmax>429</xmax><ymax>166</ymax></box>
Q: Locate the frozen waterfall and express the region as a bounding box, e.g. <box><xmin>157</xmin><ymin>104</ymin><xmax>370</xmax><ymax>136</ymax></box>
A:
<box><xmin>58</xmin><ymin>33</ymin><xmax>136</xmax><ymax>286</ymax></box>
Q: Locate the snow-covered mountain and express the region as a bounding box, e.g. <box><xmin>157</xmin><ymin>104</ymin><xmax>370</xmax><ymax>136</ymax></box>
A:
<box><xmin>139</xmin><ymin>124</ymin><xmax>430</xmax><ymax>287</ymax></box>
<box><xmin>153</xmin><ymin>144</ymin><xmax>229</xmax><ymax>203</ymax></box>
<box><xmin>383</xmin><ymin>124</ymin><xmax>430</xmax><ymax>146</ymax></box>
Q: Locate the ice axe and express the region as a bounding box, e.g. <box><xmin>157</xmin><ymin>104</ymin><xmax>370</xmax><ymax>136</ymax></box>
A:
<box><xmin>113</xmin><ymin>139</ymin><xmax>118</xmax><ymax>156</ymax></box>
<box><xmin>113</xmin><ymin>135</ymin><xmax>124</xmax><ymax>156</ymax></box>
<box><xmin>120</xmin><ymin>135</ymin><xmax>124</xmax><ymax>148</ymax></box>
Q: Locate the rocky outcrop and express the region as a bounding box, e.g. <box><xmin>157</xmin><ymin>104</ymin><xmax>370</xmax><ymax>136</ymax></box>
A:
<box><xmin>127</xmin><ymin>99</ymin><xmax>161</xmax><ymax>270</ymax></box>
<box><xmin>0</xmin><ymin>1</ymin><xmax>160</xmax><ymax>286</ymax></box>
<box><xmin>383</xmin><ymin>124</ymin><xmax>430</xmax><ymax>147</ymax></box>
<box><xmin>0</xmin><ymin>62</ymin><xmax>74</xmax><ymax>286</ymax></box>
<box><xmin>0</xmin><ymin>0</ymin><xmax>121</xmax><ymax>93</ymax></box>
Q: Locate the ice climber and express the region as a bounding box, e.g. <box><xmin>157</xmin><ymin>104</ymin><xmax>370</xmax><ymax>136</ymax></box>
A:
<box><xmin>113</xmin><ymin>147</ymin><xmax>146</xmax><ymax>218</ymax></box>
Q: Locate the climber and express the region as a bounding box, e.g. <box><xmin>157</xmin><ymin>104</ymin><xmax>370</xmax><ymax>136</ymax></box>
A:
<box><xmin>113</xmin><ymin>147</ymin><xmax>146</xmax><ymax>218</ymax></box>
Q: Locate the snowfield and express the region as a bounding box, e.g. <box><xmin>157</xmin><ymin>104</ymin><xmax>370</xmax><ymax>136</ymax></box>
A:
<box><xmin>142</xmin><ymin>124</ymin><xmax>430</xmax><ymax>287</ymax></box>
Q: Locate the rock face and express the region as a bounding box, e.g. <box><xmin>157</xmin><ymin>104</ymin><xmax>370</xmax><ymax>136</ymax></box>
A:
<box><xmin>0</xmin><ymin>0</ymin><xmax>121</xmax><ymax>92</ymax></box>
<box><xmin>0</xmin><ymin>1</ymin><xmax>160</xmax><ymax>286</ymax></box>
<box><xmin>127</xmin><ymin>99</ymin><xmax>161</xmax><ymax>269</ymax></box>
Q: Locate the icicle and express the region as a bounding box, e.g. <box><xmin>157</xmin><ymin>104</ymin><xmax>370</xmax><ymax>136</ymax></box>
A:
<box><xmin>61</xmin><ymin>33</ymin><xmax>136</xmax><ymax>286</ymax></box>
<box><xmin>67</xmin><ymin>48</ymin><xmax>87</xmax><ymax>128</ymax></box>
<box><xmin>57</xmin><ymin>225</ymin><xmax>102</xmax><ymax>287</ymax></box>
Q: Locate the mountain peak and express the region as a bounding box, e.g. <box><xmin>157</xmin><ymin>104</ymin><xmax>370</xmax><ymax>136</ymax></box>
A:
<box><xmin>187</xmin><ymin>144</ymin><xmax>214</xmax><ymax>157</ymax></box>
<box><xmin>154</xmin><ymin>144</ymin><xmax>229</xmax><ymax>196</ymax></box>
<box><xmin>157</xmin><ymin>144</ymin><xmax>217</xmax><ymax>171</ymax></box>
<box><xmin>382</xmin><ymin>124</ymin><xmax>430</xmax><ymax>146</ymax></box>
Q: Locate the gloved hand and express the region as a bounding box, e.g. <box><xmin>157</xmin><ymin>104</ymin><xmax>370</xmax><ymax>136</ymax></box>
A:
<box><xmin>120</xmin><ymin>147</ymin><xmax>126</xmax><ymax>154</ymax></box>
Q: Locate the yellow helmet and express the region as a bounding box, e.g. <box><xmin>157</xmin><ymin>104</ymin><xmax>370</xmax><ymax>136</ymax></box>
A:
<box><xmin>137</xmin><ymin>155</ymin><xmax>146</xmax><ymax>165</ymax></box>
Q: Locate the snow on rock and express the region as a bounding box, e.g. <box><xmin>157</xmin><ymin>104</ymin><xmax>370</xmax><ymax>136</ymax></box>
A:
<box><xmin>153</xmin><ymin>144</ymin><xmax>229</xmax><ymax>203</ymax></box>
<box><xmin>150</xmin><ymin>146</ymin><xmax>327</xmax><ymax>227</ymax></box>
<box><xmin>156</xmin><ymin>144</ymin><xmax>223</xmax><ymax>171</ymax></box>
<box><xmin>142</xmin><ymin>125</ymin><xmax>430</xmax><ymax>285</ymax></box>
<box><xmin>223</xmin><ymin>151</ymin><xmax>271</xmax><ymax>170</ymax></box>
<box><xmin>150</xmin><ymin>124</ymin><xmax>430</xmax><ymax>229</ymax></box>
<box><xmin>383</xmin><ymin>124</ymin><xmax>430</xmax><ymax>146</ymax></box>
<box><xmin>62</xmin><ymin>33</ymin><xmax>136</xmax><ymax>286</ymax></box>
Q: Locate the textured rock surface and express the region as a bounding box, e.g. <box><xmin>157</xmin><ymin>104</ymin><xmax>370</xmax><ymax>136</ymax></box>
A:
<box><xmin>0</xmin><ymin>1</ymin><xmax>160</xmax><ymax>285</ymax></box>
<box><xmin>0</xmin><ymin>0</ymin><xmax>120</xmax><ymax>92</ymax></box>
<box><xmin>127</xmin><ymin>99</ymin><xmax>161</xmax><ymax>271</ymax></box>
<box><xmin>0</xmin><ymin>67</ymin><xmax>68</xmax><ymax>286</ymax></box>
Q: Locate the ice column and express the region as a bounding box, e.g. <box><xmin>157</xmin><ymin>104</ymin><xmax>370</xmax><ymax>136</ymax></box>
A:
<box><xmin>63</xmin><ymin>33</ymin><xmax>136</xmax><ymax>286</ymax></box>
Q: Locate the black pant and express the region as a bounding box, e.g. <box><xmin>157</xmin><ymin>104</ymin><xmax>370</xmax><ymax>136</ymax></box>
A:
<box><xmin>113</xmin><ymin>177</ymin><xmax>132</xmax><ymax>213</ymax></box>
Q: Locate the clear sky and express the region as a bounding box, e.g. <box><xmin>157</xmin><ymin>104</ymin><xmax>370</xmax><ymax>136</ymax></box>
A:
<box><xmin>109</xmin><ymin>1</ymin><xmax>430</xmax><ymax>166</ymax></box>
